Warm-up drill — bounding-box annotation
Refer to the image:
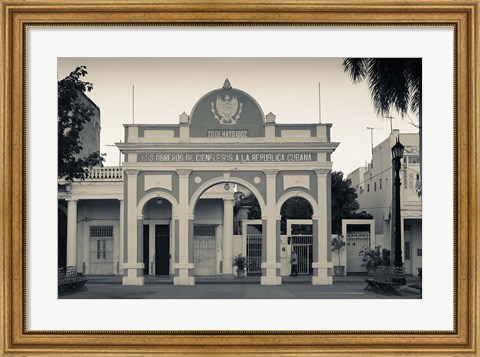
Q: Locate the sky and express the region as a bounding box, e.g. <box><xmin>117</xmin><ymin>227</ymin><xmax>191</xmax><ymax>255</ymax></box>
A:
<box><xmin>58</xmin><ymin>58</ymin><xmax>419</xmax><ymax>175</ymax></box>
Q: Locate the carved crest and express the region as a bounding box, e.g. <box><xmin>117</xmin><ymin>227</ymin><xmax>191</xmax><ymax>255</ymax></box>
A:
<box><xmin>211</xmin><ymin>94</ymin><xmax>243</xmax><ymax>125</ymax></box>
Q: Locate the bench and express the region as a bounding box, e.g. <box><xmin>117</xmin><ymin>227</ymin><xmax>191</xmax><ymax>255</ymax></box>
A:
<box><xmin>58</xmin><ymin>266</ymin><xmax>88</xmax><ymax>297</ymax></box>
<box><xmin>364</xmin><ymin>266</ymin><xmax>402</xmax><ymax>296</ymax></box>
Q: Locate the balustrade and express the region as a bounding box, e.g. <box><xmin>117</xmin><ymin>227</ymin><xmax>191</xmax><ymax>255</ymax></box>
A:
<box><xmin>85</xmin><ymin>166</ymin><xmax>123</xmax><ymax>180</ymax></box>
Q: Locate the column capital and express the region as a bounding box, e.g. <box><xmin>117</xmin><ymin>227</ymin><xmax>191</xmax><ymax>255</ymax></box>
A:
<box><xmin>176</xmin><ymin>169</ymin><xmax>192</xmax><ymax>177</ymax></box>
<box><xmin>263</xmin><ymin>169</ymin><xmax>279</xmax><ymax>177</ymax></box>
<box><xmin>124</xmin><ymin>169</ymin><xmax>140</xmax><ymax>177</ymax></box>
<box><xmin>118</xmin><ymin>199</ymin><xmax>124</xmax><ymax>203</ymax></box>
<box><xmin>223</xmin><ymin>197</ymin><xmax>236</xmax><ymax>204</ymax></box>
<box><xmin>137</xmin><ymin>215</ymin><xmax>144</xmax><ymax>220</ymax></box>
<box><xmin>314</xmin><ymin>168</ymin><xmax>331</xmax><ymax>176</ymax></box>
<box><xmin>65</xmin><ymin>198</ymin><xmax>78</xmax><ymax>203</ymax></box>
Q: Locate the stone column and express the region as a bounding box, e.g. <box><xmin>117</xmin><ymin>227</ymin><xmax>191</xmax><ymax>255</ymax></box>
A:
<box><xmin>311</xmin><ymin>215</ymin><xmax>319</xmax><ymax>277</ymax></box>
<box><xmin>174</xmin><ymin>169</ymin><xmax>194</xmax><ymax>285</ymax></box>
<box><xmin>149</xmin><ymin>223</ymin><xmax>155</xmax><ymax>275</ymax></box>
<box><xmin>122</xmin><ymin>170</ymin><xmax>145</xmax><ymax>285</ymax></box>
<box><xmin>222</xmin><ymin>198</ymin><xmax>235</xmax><ymax>275</ymax></box>
<box><xmin>312</xmin><ymin>169</ymin><xmax>333</xmax><ymax>285</ymax></box>
<box><xmin>66</xmin><ymin>198</ymin><xmax>78</xmax><ymax>268</ymax></box>
<box><xmin>261</xmin><ymin>169</ymin><xmax>281</xmax><ymax>285</ymax></box>
<box><xmin>117</xmin><ymin>199</ymin><xmax>124</xmax><ymax>275</ymax></box>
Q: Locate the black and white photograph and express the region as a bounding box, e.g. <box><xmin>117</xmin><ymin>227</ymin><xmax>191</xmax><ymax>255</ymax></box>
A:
<box><xmin>57</xmin><ymin>57</ymin><xmax>422</xmax><ymax>300</ymax></box>
<box><xmin>5</xmin><ymin>3</ymin><xmax>476</xmax><ymax>353</ymax></box>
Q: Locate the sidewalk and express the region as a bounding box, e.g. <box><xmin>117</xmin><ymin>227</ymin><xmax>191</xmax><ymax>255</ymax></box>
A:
<box><xmin>83</xmin><ymin>274</ymin><xmax>421</xmax><ymax>285</ymax></box>
<box><xmin>62</xmin><ymin>274</ymin><xmax>422</xmax><ymax>299</ymax></box>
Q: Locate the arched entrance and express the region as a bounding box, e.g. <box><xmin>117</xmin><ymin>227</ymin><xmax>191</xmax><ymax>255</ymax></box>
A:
<box><xmin>125</xmin><ymin>191</ymin><xmax>179</xmax><ymax>284</ymax></box>
<box><xmin>280</xmin><ymin>196</ymin><xmax>314</xmax><ymax>276</ymax></box>
<box><xmin>189</xmin><ymin>178</ymin><xmax>265</xmax><ymax>278</ymax></box>
<box><xmin>192</xmin><ymin>184</ymin><xmax>225</xmax><ymax>276</ymax></box>
<box><xmin>142</xmin><ymin>197</ymin><xmax>173</xmax><ymax>276</ymax></box>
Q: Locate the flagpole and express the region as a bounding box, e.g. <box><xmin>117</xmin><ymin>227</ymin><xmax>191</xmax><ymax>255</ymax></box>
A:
<box><xmin>132</xmin><ymin>85</ymin><xmax>135</xmax><ymax>124</ymax></box>
<box><xmin>318</xmin><ymin>82</ymin><xmax>322</xmax><ymax>123</ymax></box>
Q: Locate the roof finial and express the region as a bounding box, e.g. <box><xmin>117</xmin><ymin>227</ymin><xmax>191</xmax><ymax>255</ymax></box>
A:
<box><xmin>223</xmin><ymin>78</ymin><xmax>232</xmax><ymax>90</ymax></box>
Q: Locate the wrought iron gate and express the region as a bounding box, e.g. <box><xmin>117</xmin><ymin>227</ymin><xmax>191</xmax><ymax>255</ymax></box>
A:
<box><xmin>246</xmin><ymin>233</ymin><xmax>262</xmax><ymax>275</ymax></box>
<box><xmin>291</xmin><ymin>235</ymin><xmax>313</xmax><ymax>275</ymax></box>
<box><xmin>89</xmin><ymin>225</ymin><xmax>114</xmax><ymax>275</ymax></box>
<box><xmin>193</xmin><ymin>224</ymin><xmax>216</xmax><ymax>276</ymax></box>
<box><xmin>346</xmin><ymin>232</ymin><xmax>370</xmax><ymax>273</ymax></box>
<box><xmin>289</xmin><ymin>222</ymin><xmax>313</xmax><ymax>275</ymax></box>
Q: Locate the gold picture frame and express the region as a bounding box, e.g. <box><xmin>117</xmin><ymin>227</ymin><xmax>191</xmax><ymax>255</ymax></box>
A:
<box><xmin>1</xmin><ymin>0</ymin><xmax>478</xmax><ymax>355</ymax></box>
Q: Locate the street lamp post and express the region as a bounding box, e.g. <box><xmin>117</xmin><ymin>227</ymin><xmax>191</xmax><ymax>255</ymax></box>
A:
<box><xmin>391</xmin><ymin>137</ymin><xmax>406</xmax><ymax>285</ymax></box>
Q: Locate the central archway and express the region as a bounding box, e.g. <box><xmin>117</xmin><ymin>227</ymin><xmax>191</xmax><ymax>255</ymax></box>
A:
<box><xmin>189</xmin><ymin>175</ymin><xmax>266</xmax><ymax>278</ymax></box>
<box><xmin>189</xmin><ymin>176</ymin><xmax>266</xmax><ymax>216</ymax></box>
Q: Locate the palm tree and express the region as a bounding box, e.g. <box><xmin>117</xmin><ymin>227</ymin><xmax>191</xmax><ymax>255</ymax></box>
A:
<box><xmin>342</xmin><ymin>58</ymin><xmax>421</xmax><ymax>117</ymax></box>
<box><xmin>342</xmin><ymin>58</ymin><xmax>422</xmax><ymax>196</ymax></box>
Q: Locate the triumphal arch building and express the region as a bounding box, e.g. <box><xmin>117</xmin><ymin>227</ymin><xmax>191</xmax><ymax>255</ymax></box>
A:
<box><xmin>118</xmin><ymin>79</ymin><xmax>339</xmax><ymax>286</ymax></box>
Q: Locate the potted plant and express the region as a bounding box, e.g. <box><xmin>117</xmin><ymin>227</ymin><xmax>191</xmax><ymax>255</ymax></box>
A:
<box><xmin>331</xmin><ymin>235</ymin><xmax>346</xmax><ymax>276</ymax></box>
<box><xmin>232</xmin><ymin>254</ymin><xmax>247</xmax><ymax>278</ymax></box>
<box><xmin>359</xmin><ymin>246</ymin><xmax>390</xmax><ymax>275</ymax></box>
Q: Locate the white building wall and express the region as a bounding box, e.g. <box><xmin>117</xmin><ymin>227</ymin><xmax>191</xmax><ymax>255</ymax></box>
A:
<box><xmin>279</xmin><ymin>235</ymin><xmax>289</xmax><ymax>275</ymax></box>
<box><xmin>403</xmin><ymin>218</ymin><xmax>422</xmax><ymax>275</ymax></box>
<box><xmin>232</xmin><ymin>235</ymin><xmax>243</xmax><ymax>257</ymax></box>
<box><xmin>75</xmin><ymin>200</ymin><xmax>121</xmax><ymax>274</ymax></box>
<box><xmin>347</xmin><ymin>130</ymin><xmax>422</xmax><ymax>274</ymax></box>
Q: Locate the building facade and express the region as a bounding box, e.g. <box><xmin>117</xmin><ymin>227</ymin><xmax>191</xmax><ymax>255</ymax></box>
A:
<box><xmin>76</xmin><ymin>91</ymin><xmax>101</xmax><ymax>159</ymax></box>
<box><xmin>58</xmin><ymin>79</ymin><xmax>339</xmax><ymax>286</ymax></box>
<box><xmin>347</xmin><ymin>130</ymin><xmax>422</xmax><ymax>275</ymax></box>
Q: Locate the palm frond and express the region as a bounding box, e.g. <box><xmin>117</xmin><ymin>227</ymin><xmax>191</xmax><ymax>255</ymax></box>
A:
<box><xmin>342</xmin><ymin>58</ymin><xmax>422</xmax><ymax>117</ymax></box>
<box><xmin>342</xmin><ymin>58</ymin><xmax>370</xmax><ymax>83</ymax></box>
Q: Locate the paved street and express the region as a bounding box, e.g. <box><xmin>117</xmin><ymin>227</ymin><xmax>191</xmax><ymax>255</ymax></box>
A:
<box><xmin>61</xmin><ymin>276</ymin><xmax>421</xmax><ymax>299</ymax></box>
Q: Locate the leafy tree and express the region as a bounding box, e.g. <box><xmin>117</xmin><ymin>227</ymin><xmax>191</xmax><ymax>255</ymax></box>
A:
<box><xmin>280</xmin><ymin>197</ymin><xmax>313</xmax><ymax>233</ymax></box>
<box><xmin>237</xmin><ymin>192</ymin><xmax>262</xmax><ymax>220</ymax></box>
<box><xmin>237</xmin><ymin>194</ymin><xmax>313</xmax><ymax>234</ymax></box>
<box><xmin>281</xmin><ymin>197</ymin><xmax>313</xmax><ymax>220</ymax></box>
<box><xmin>331</xmin><ymin>171</ymin><xmax>369</xmax><ymax>234</ymax></box>
<box><xmin>58</xmin><ymin>66</ymin><xmax>103</xmax><ymax>181</ymax></box>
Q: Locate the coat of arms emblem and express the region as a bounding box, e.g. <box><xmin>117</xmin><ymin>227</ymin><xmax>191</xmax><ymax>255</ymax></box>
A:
<box><xmin>211</xmin><ymin>94</ymin><xmax>243</xmax><ymax>125</ymax></box>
